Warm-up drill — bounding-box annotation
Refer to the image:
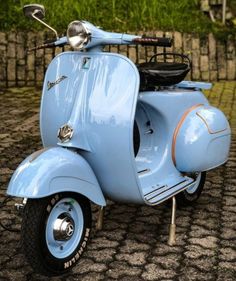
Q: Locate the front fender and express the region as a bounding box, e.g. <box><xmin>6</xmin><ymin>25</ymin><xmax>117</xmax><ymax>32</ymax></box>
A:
<box><xmin>7</xmin><ymin>147</ymin><xmax>106</xmax><ymax>206</ymax></box>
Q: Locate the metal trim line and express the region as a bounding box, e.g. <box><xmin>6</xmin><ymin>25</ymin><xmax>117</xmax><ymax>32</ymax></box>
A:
<box><xmin>196</xmin><ymin>112</ymin><xmax>228</xmax><ymax>134</ymax></box>
<box><xmin>171</xmin><ymin>104</ymin><xmax>204</xmax><ymax>166</ymax></box>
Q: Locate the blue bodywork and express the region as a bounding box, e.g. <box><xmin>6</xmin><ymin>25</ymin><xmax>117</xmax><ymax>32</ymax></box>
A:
<box><xmin>7</xmin><ymin>28</ymin><xmax>231</xmax><ymax>206</ymax></box>
<box><xmin>7</xmin><ymin>147</ymin><xmax>106</xmax><ymax>206</ymax></box>
<box><xmin>40</xmin><ymin>52</ymin><xmax>143</xmax><ymax>203</ymax></box>
<box><xmin>177</xmin><ymin>80</ymin><xmax>212</xmax><ymax>90</ymax></box>
<box><xmin>175</xmin><ymin>105</ymin><xmax>231</xmax><ymax>172</ymax></box>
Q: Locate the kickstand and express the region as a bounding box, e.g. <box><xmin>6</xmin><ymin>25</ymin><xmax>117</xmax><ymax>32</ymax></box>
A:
<box><xmin>168</xmin><ymin>196</ymin><xmax>176</xmax><ymax>246</ymax></box>
<box><xmin>96</xmin><ymin>206</ymin><xmax>104</xmax><ymax>230</ymax></box>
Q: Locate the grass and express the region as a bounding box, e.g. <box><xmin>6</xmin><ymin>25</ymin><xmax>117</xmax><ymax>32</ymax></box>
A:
<box><xmin>0</xmin><ymin>0</ymin><xmax>235</xmax><ymax>38</ymax></box>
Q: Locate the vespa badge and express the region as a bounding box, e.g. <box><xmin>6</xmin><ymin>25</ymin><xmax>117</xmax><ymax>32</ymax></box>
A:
<box><xmin>47</xmin><ymin>75</ymin><xmax>68</xmax><ymax>91</ymax></box>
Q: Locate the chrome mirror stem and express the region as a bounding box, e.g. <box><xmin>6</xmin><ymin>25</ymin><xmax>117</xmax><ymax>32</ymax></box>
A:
<box><xmin>32</xmin><ymin>11</ymin><xmax>59</xmax><ymax>39</ymax></box>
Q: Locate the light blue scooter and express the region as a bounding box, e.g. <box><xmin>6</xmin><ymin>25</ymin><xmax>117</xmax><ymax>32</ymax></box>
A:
<box><xmin>7</xmin><ymin>4</ymin><xmax>231</xmax><ymax>276</ymax></box>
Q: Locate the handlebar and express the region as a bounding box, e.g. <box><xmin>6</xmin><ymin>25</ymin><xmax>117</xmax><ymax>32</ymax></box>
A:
<box><xmin>27</xmin><ymin>32</ymin><xmax>172</xmax><ymax>54</ymax></box>
<box><xmin>27</xmin><ymin>42</ymin><xmax>55</xmax><ymax>53</ymax></box>
<box><xmin>27</xmin><ymin>36</ymin><xmax>67</xmax><ymax>53</ymax></box>
<box><xmin>132</xmin><ymin>36</ymin><xmax>173</xmax><ymax>47</ymax></box>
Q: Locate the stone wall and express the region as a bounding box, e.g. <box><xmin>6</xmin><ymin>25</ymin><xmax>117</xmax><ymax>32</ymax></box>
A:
<box><xmin>0</xmin><ymin>31</ymin><xmax>235</xmax><ymax>88</ymax></box>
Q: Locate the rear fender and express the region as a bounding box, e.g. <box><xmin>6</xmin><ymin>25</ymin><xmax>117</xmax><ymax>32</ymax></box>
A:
<box><xmin>7</xmin><ymin>147</ymin><xmax>106</xmax><ymax>206</ymax></box>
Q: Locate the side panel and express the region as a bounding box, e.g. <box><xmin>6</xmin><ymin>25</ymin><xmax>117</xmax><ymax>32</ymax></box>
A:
<box><xmin>7</xmin><ymin>147</ymin><xmax>106</xmax><ymax>206</ymax></box>
<box><xmin>174</xmin><ymin>106</ymin><xmax>231</xmax><ymax>172</ymax></box>
<box><xmin>41</xmin><ymin>52</ymin><xmax>142</xmax><ymax>203</ymax></box>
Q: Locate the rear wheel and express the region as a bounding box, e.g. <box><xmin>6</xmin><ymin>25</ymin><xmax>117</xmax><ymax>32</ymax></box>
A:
<box><xmin>21</xmin><ymin>193</ymin><xmax>91</xmax><ymax>276</ymax></box>
<box><xmin>176</xmin><ymin>172</ymin><xmax>206</xmax><ymax>206</ymax></box>
<box><xmin>133</xmin><ymin>120</ymin><xmax>140</xmax><ymax>156</ymax></box>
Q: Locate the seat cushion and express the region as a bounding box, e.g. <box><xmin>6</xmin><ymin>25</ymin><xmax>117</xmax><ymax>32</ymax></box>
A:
<box><xmin>137</xmin><ymin>61</ymin><xmax>190</xmax><ymax>90</ymax></box>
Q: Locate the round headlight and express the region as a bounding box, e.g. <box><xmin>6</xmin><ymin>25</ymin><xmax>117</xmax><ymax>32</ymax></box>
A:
<box><xmin>67</xmin><ymin>21</ymin><xmax>90</xmax><ymax>49</ymax></box>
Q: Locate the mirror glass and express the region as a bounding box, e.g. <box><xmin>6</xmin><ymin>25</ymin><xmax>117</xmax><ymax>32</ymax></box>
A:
<box><xmin>23</xmin><ymin>4</ymin><xmax>45</xmax><ymax>20</ymax></box>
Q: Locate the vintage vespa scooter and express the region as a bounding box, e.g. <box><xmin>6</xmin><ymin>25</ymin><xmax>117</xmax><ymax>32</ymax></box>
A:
<box><xmin>7</xmin><ymin>4</ymin><xmax>231</xmax><ymax>276</ymax></box>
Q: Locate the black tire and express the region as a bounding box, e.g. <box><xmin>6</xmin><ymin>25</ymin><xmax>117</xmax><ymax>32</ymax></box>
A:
<box><xmin>21</xmin><ymin>193</ymin><xmax>91</xmax><ymax>276</ymax></box>
<box><xmin>133</xmin><ymin>120</ymin><xmax>140</xmax><ymax>157</ymax></box>
<box><xmin>176</xmin><ymin>172</ymin><xmax>206</xmax><ymax>206</ymax></box>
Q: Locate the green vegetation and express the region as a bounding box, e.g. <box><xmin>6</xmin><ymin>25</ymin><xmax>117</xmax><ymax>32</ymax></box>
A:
<box><xmin>229</xmin><ymin>0</ymin><xmax>236</xmax><ymax>14</ymax></box>
<box><xmin>0</xmin><ymin>0</ymin><xmax>235</xmax><ymax>37</ymax></box>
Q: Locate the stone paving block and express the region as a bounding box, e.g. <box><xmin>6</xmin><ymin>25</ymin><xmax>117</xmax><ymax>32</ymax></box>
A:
<box><xmin>174</xmin><ymin>31</ymin><xmax>182</xmax><ymax>51</ymax></box>
<box><xmin>0</xmin><ymin>32</ymin><xmax>7</xmax><ymax>45</ymax></box>
<box><xmin>7</xmin><ymin>32</ymin><xmax>16</xmax><ymax>43</ymax></box>
<box><xmin>7</xmin><ymin>59</ymin><xmax>16</xmax><ymax>81</ymax></box>
<box><xmin>227</xmin><ymin>60</ymin><xmax>236</xmax><ymax>80</ymax></box>
<box><xmin>183</xmin><ymin>33</ymin><xmax>192</xmax><ymax>58</ymax></box>
<box><xmin>7</xmin><ymin>43</ymin><xmax>16</xmax><ymax>58</ymax></box>
<box><xmin>127</xmin><ymin>46</ymin><xmax>137</xmax><ymax>63</ymax></box>
<box><xmin>217</xmin><ymin>43</ymin><xmax>227</xmax><ymax>80</ymax></box>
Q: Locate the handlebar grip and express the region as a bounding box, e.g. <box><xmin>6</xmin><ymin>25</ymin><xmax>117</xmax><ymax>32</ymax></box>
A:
<box><xmin>132</xmin><ymin>36</ymin><xmax>173</xmax><ymax>47</ymax></box>
<box><xmin>27</xmin><ymin>42</ymin><xmax>55</xmax><ymax>53</ymax></box>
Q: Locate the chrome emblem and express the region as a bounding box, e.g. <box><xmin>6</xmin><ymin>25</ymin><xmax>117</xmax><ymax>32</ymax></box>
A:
<box><xmin>47</xmin><ymin>75</ymin><xmax>68</xmax><ymax>91</ymax></box>
<box><xmin>57</xmin><ymin>124</ymin><xmax>73</xmax><ymax>143</ymax></box>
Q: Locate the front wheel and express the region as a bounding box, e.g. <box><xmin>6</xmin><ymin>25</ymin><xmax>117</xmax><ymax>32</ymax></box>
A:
<box><xmin>176</xmin><ymin>172</ymin><xmax>206</xmax><ymax>206</ymax></box>
<box><xmin>21</xmin><ymin>193</ymin><xmax>91</xmax><ymax>276</ymax></box>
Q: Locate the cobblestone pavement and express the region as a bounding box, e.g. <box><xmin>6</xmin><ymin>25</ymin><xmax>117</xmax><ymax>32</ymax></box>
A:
<box><xmin>0</xmin><ymin>82</ymin><xmax>236</xmax><ymax>281</ymax></box>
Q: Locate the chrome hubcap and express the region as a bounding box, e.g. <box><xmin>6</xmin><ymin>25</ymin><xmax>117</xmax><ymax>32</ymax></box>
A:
<box><xmin>53</xmin><ymin>213</ymin><xmax>75</xmax><ymax>241</ymax></box>
<box><xmin>46</xmin><ymin>198</ymin><xmax>84</xmax><ymax>259</ymax></box>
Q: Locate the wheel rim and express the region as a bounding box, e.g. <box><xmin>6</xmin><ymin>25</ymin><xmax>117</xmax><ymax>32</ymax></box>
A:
<box><xmin>185</xmin><ymin>173</ymin><xmax>201</xmax><ymax>194</ymax></box>
<box><xmin>46</xmin><ymin>197</ymin><xmax>84</xmax><ymax>259</ymax></box>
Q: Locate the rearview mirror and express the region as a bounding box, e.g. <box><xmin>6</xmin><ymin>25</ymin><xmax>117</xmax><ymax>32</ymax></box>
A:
<box><xmin>23</xmin><ymin>4</ymin><xmax>45</xmax><ymax>20</ymax></box>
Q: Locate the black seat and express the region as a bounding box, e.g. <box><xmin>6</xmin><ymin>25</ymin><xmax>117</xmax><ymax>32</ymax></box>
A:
<box><xmin>137</xmin><ymin>53</ymin><xmax>191</xmax><ymax>90</ymax></box>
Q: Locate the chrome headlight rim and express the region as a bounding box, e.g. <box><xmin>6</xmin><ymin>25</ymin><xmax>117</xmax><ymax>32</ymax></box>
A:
<box><xmin>67</xmin><ymin>20</ymin><xmax>91</xmax><ymax>50</ymax></box>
